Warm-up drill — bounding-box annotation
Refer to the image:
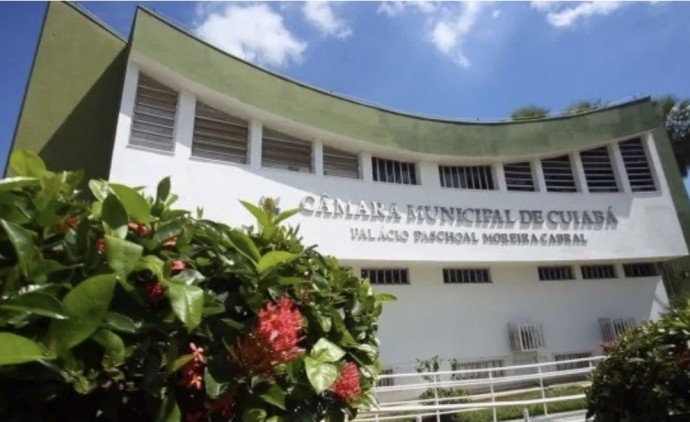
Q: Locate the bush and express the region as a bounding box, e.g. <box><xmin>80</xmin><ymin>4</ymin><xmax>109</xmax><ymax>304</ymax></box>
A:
<box><xmin>586</xmin><ymin>302</ymin><xmax>690</xmax><ymax>421</ymax></box>
<box><xmin>0</xmin><ymin>151</ymin><xmax>393</xmax><ymax>421</ymax></box>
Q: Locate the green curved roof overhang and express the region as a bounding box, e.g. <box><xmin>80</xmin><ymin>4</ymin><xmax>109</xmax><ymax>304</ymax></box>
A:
<box><xmin>131</xmin><ymin>8</ymin><xmax>660</xmax><ymax>158</ymax></box>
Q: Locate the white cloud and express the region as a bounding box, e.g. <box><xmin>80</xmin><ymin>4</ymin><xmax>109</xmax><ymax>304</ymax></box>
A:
<box><xmin>377</xmin><ymin>1</ymin><xmax>437</xmax><ymax>17</ymax></box>
<box><xmin>194</xmin><ymin>3</ymin><xmax>306</xmax><ymax>68</ymax></box>
<box><xmin>530</xmin><ymin>1</ymin><xmax>625</xmax><ymax>28</ymax></box>
<box><xmin>492</xmin><ymin>9</ymin><xmax>501</xmax><ymax>18</ymax></box>
<box><xmin>303</xmin><ymin>1</ymin><xmax>352</xmax><ymax>39</ymax></box>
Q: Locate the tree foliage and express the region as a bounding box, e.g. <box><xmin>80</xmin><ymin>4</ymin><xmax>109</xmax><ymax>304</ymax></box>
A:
<box><xmin>0</xmin><ymin>150</ymin><xmax>393</xmax><ymax>421</ymax></box>
<box><xmin>655</xmin><ymin>95</ymin><xmax>690</xmax><ymax>177</ymax></box>
<box><xmin>510</xmin><ymin>106</ymin><xmax>550</xmax><ymax>121</ymax></box>
<box><xmin>586</xmin><ymin>302</ymin><xmax>690</xmax><ymax>422</ymax></box>
<box><xmin>564</xmin><ymin>99</ymin><xmax>602</xmax><ymax>115</ymax></box>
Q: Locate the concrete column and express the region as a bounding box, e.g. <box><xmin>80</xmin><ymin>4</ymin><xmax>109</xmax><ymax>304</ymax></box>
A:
<box><xmin>173</xmin><ymin>91</ymin><xmax>196</xmax><ymax>160</ymax></box>
<box><xmin>494</xmin><ymin>163</ymin><xmax>507</xmax><ymax>191</ymax></box>
<box><xmin>419</xmin><ymin>161</ymin><xmax>439</xmax><ymax>188</ymax></box>
<box><xmin>642</xmin><ymin>132</ymin><xmax>665</xmax><ymax>193</ymax></box>
<box><xmin>609</xmin><ymin>142</ymin><xmax>631</xmax><ymax>193</ymax></box>
<box><xmin>570</xmin><ymin>152</ymin><xmax>589</xmax><ymax>193</ymax></box>
<box><xmin>533</xmin><ymin>158</ymin><xmax>547</xmax><ymax>192</ymax></box>
<box><xmin>360</xmin><ymin>152</ymin><xmax>373</xmax><ymax>182</ymax></box>
<box><xmin>109</xmin><ymin>61</ymin><xmax>139</xmax><ymax>180</ymax></box>
<box><xmin>314</xmin><ymin>139</ymin><xmax>324</xmax><ymax>176</ymax></box>
<box><xmin>249</xmin><ymin>120</ymin><xmax>263</xmax><ymax>170</ymax></box>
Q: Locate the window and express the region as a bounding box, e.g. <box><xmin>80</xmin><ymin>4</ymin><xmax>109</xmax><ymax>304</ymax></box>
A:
<box><xmin>504</xmin><ymin>162</ymin><xmax>535</xmax><ymax>192</ymax></box>
<box><xmin>262</xmin><ymin>129</ymin><xmax>312</xmax><ymax>172</ymax></box>
<box><xmin>452</xmin><ymin>359</ymin><xmax>505</xmax><ymax>379</ymax></box>
<box><xmin>619</xmin><ymin>138</ymin><xmax>656</xmax><ymax>192</ymax></box>
<box><xmin>623</xmin><ymin>263</ymin><xmax>659</xmax><ymax>278</ymax></box>
<box><xmin>580</xmin><ymin>146</ymin><xmax>619</xmax><ymax>192</ymax></box>
<box><xmin>538</xmin><ymin>266</ymin><xmax>575</xmax><ymax>281</ymax></box>
<box><xmin>541</xmin><ymin>155</ymin><xmax>577</xmax><ymax>192</ymax></box>
<box><xmin>443</xmin><ymin>268</ymin><xmax>491</xmax><ymax>284</ymax></box>
<box><xmin>323</xmin><ymin>147</ymin><xmax>359</xmax><ymax>179</ymax></box>
<box><xmin>599</xmin><ymin>317</ymin><xmax>636</xmax><ymax>342</ymax></box>
<box><xmin>377</xmin><ymin>369</ymin><xmax>395</xmax><ymax>387</ymax></box>
<box><xmin>554</xmin><ymin>352</ymin><xmax>593</xmax><ymax>371</ymax></box>
<box><xmin>130</xmin><ymin>74</ymin><xmax>178</xmax><ymax>151</ymax></box>
<box><xmin>192</xmin><ymin>102</ymin><xmax>248</xmax><ymax>163</ymax></box>
<box><xmin>439</xmin><ymin>165</ymin><xmax>495</xmax><ymax>190</ymax></box>
<box><xmin>360</xmin><ymin>268</ymin><xmax>409</xmax><ymax>285</ymax></box>
<box><xmin>509</xmin><ymin>323</ymin><xmax>545</xmax><ymax>352</ymax></box>
<box><xmin>581</xmin><ymin>265</ymin><xmax>617</xmax><ymax>279</ymax></box>
<box><xmin>372</xmin><ymin>157</ymin><xmax>417</xmax><ymax>185</ymax></box>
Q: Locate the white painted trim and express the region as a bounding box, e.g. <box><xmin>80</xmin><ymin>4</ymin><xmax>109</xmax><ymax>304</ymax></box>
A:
<box><xmin>361</xmin><ymin>152</ymin><xmax>373</xmax><ymax>182</ymax></box>
<box><xmin>249</xmin><ymin>120</ymin><xmax>263</xmax><ymax>170</ymax></box>
<box><xmin>494</xmin><ymin>163</ymin><xmax>507</xmax><ymax>192</ymax></box>
<box><xmin>173</xmin><ymin>91</ymin><xmax>196</xmax><ymax>160</ymax></box>
<box><xmin>570</xmin><ymin>152</ymin><xmax>589</xmax><ymax>193</ymax></box>
<box><xmin>314</xmin><ymin>139</ymin><xmax>324</xmax><ymax>176</ymax></box>
<box><xmin>533</xmin><ymin>158</ymin><xmax>547</xmax><ymax>192</ymax></box>
<box><xmin>609</xmin><ymin>142</ymin><xmax>631</xmax><ymax>193</ymax></box>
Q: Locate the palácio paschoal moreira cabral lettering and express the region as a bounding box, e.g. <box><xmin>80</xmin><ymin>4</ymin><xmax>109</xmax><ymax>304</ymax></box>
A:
<box><xmin>299</xmin><ymin>194</ymin><xmax>620</xmax><ymax>246</ymax></box>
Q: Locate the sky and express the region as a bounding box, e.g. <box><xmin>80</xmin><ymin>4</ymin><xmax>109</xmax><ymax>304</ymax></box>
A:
<box><xmin>0</xmin><ymin>1</ymin><xmax>689</xmax><ymax>187</ymax></box>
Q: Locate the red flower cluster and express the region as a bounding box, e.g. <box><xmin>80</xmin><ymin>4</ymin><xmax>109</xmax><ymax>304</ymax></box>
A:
<box><xmin>162</xmin><ymin>237</ymin><xmax>177</xmax><ymax>248</ymax></box>
<box><xmin>330</xmin><ymin>362</ymin><xmax>361</xmax><ymax>403</ymax></box>
<box><xmin>181</xmin><ymin>342</ymin><xmax>206</xmax><ymax>391</ymax></box>
<box><xmin>143</xmin><ymin>282</ymin><xmax>165</xmax><ymax>304</ymax></box>
<box><xmin>236</xmin><ymin>297</ymin><xmax>304</xmax><ymax>376</ymax></box>
<box><xmin>171</xmin><ymin>260</ymin><xmax>186</xmax><ymax>274</ymax></box>
<box><xmin>96</xmin><ymin>238</ymin><xmax>106</xmax><ymax>254</ymax></box>
<box><xmin>128</xmin><ymin>222</ymin><xmax>150</xmax><ymax>236</ymax></box>
<box><xmin>59</xmin><ymin>216</ymin><xmax>79</xmax><ymax>232</ymax></box>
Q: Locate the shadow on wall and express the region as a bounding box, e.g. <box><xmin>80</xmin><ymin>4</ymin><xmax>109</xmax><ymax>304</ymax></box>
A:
<box><xmin>37</xmin><ymin>49</ymin><xmax>127</xmax><ymax>184</ymax></box>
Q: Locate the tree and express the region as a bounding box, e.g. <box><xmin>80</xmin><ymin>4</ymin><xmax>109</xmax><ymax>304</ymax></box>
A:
<box><xmin>654</xmin><ymin>95</ymin><xmax>690</xmax><ymax>177</ymax></box>
<box><xmin>564</xmin><ymin>99</ymin><xmax>603</xmax><ymax>115</ymax></box>
<box><xmin>510</xmin><ymin>105</ymin><xmax>550</xmax><ymax>121</ymax></box>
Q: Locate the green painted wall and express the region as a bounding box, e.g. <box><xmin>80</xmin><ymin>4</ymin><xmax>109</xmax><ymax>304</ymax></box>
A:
<box><xmin>131</xmin><ymin>9</ymin><xmax>659</xmax><ymax>158</ymax></box>
<box><xmin>7</xmin><ymin>2</ymin><xmax>127</xmax><ymax>181</ymax></box>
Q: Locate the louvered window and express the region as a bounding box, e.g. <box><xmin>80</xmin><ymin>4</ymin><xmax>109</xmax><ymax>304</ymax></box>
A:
<box><xmin>504</xmin><ymin>162</ymin><xmax>535</xmax><ymax>192</ymax></box>
<box><xmin>192</xmin><ymin>103</ymin><xmax>248</xmax><ymax>163</ymax></box>
<box><xmin>509</xmin><ymin>323</ymin><xmax>545</xmax><ymax>352</ymax></box>
<box><xmin>581</xmin><ymin>265</ymin><xmax>617</xmax><ymax>279</ymax></box>
<box><xmin>541</xmin><ymin>155</ymin><xmax>577</xmax><ymax>192</ymax></box>
<box><xmin>377</xmin><ymin>369</ymin><xmax>395</xmax><ymax>387</ymax></box>
<box><xmin>580</xmin><ymin>146</ymin><xmax>619</xmax><ymax>192</ymax></box>
<box><xmin>619</xmin><ymin>139</ymin><xmax>656</xmax><ymax>192</ymax></box>
<box><xmin>372</xmin><ymin>157</ymin><xmax>417</xmax><ymax>185</ymax></box>
<box><xmin>439</xmin><ymin>165</ymin><xmax>495</xmax><ymax>190</ymax></box>
<box><xmin>554</xmin><ymin>352</ymin><xmax>592</xmax><ymax>371</ymax></box>
<box><xmin>452</xmin><ymin>359</ymin><xmax>505</xmax><ymax>379</ymax></box>
<box><xmin>262</xmin><ymin>129</ymin><xmax>312</xmax><ymax>172</ymax></box>
<box><xmin>443</xmin><ymin>268</ymin><xmax>491</xmax><ymax>284</ymax></box>
<box><xmin>130</xmin><ymin>74</ymin><xmax>178</xmax><ymax>151</ymax></box>
<box><xmin>623</xmin><ymin>263</ymin><xmax>659</xmax><ymax>278</ymax></box>
<box><xmin>324</xmin><ymin>147</ymin><xmax>359</xmax><ymax>179</ymax></box>
<box><xmin>538</xmin><ymin>266</ymin><xmax>575</xmax><ymax>281</ymax></box>
<box><xmin>599</xmin><ymin>317</ymin><xmax>635</xmax><ymax>342</ymax></box>
<box><xmin>361</xmin><ymin>268</ymin><xmax>409</xmax><ymax>285</ymax></box>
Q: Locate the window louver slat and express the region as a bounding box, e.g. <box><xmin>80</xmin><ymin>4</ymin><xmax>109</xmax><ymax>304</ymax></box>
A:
<box><xmin>262</xmin><ymin>129</ymin><xmax>312</xmax><ymax>172</ymax></box>
<box><xmin>623</xmin><ymin>263</ymin><xmax>659</xmax><ymax>278</ymax></box>
<box><xmin>619</xmin><ymin>139</ymin><xmax>656</xmax><ymax>192</ymax></box>
<box><xmin>439</xmin><ymin>165</ymin><xmax>495</xmax><ymax>190</ymax></box>
<box><xmin>372</xmin><ymin>157</ymin><xmax>417</xmax><ymax>185</ymax></box>
<box><xmin>541</xmin><ymin>155</ymin><xmax>577</xmax><ymax>192</ymax></box>
<box><xmin>580</xmin><ymin>146</ymin><xmax>618</xmax><ymax>192</ymax></box>
<box><xmin>324</xmin><ymin>147</ymin><xmax>359</xmax><ymax>179</ymax></box>
<box><xmin>581</xmin><ymin>265</ymin><xmax>617</xmax><ymax>279</ymax></box>
<box><xmin>452</xmin><ymin>359</ymin><xmax>505</xmax><ymax>379</ymax></box>
<box><xmin>192</xmin><ymin>102</ymin><xmax>248</xmax><ymax>164</ymax></box>
<box><xmin>504</xmin><ymin>162</ymin><xmax>535</xmax><ymax>191</ymax></box>
<box><xmin>443</xmin><ymin>268</ymin><xmax>491</xmax><ymax>284</ymax></box>
<box><xmin>130</xmin><ymin>74</ymin><xmax>177</xmax><ymax>151</ymax></box>
<box><xmin>538</xmin><ymin>266</ymin><xmax>574</xmax><ymax>281</ymax></box>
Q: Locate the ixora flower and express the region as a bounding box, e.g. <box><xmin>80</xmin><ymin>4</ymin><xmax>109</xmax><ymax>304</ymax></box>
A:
<box><xmin>236</xmin><ymin>296</ymin><xmax>304</xmax><ymax>375</ymax></box>
<box><xmin>58</xmin><ymin>215</ymin><xmax>79</xmax><ymax>231</ymax></box>
<box><xmin>96</xmin><ymin>238</ymin><xmax>106</xmax><ymax>254</ymax></box>
<box><xmin>171</xmin><ymin>260</ymin><xmax>186</xmax><ymax>274</ymax></box>
<box><xmin>180</xmin><ymin>342</ymin><xmax>206</xmax><ymax>391</ymax></box>
<box><xmin>161</xmin><ymin>237</ymin><xmax>177</xmax><ymax>248</ymax></box>
<box><xmin>143</xmin><ymin>282</ymin><xmax>165</xmax><ymax>304</ymax></box>
<box><xmin>128</xmin><ymin>222</ymin><xmax>150</xmax><ymax>236</ymax></box>
<box><xmin>330</xmin><ymin>362</ymin><xmax>361</xmax><ymax>402</ymax></box>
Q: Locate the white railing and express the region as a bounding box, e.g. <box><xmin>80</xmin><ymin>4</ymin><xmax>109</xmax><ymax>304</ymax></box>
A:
<box><xmin>356</xmin><ymin>356</ymin><xmax>604</xmax><ymax>422</ymax></box>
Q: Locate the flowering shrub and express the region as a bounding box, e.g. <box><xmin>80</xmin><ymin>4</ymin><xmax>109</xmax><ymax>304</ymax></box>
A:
<box><xmin>0</xmin><ymin>151</ymin><xmax>393</xmax><ymax>421</ymax></box>
<box><xmin>586</xmin><ymin>302</ymin><xmax>690</xmax><ymax>421</ymax></box>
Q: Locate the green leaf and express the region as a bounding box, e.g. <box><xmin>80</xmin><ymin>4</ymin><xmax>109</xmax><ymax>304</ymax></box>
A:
<box><xmin>92</xmin><ymin>329</ymin><xmax>125</xmax><ymax>365</ymax></box>
<box><xmin>273</xmin><ymin>208</ymin><xmax>300</xmax><ymax>225</ymax></box>
<box><xmin>259</xmin><ymin>384</ymin><xmax>286</xmax><ymax>410</ymax></box>
<box><xmin>9</xmin><ymin>150</ymin><xmax>46</xmax><ymax>177</ymax></box>
<box><xmin>110</xmin><ymin>184</ymin><xmax>152</xmax><ymax>224</ymax></box>
<box><xmin>0</xmin><ymin>292</ymin><xmax>67</xmax><ymax>319</ymax></box>
<box><xmin>153</xmin><ymin>220</ymin><xmax>184</xmax><ymax>244</ymax></box>
<box><xmin>102</xmin><ymin>194</ymin><xmax>129</xmax><ymax>239</ymax></box>
<box><xmin>103</xmin><ymin>312</ymin><xmax>139</xmax><ymax>333</ymax></box>
<box><xmin>155</xmin><ymin>393</ymin><xmax>181</xmax><ymax>422</ymax></box>
<box><xmin>165</xmin><ymin>282</ymin><xmax>204</xmax><ymax>331</ymax></box>
<box><xmin>205</xmin><ymin>366</ymin><xmax>224</xmax><ymax>398</ymax></box>
<box><xmin>0</xmin><ymin>333</ymin><xmax>53</xmax><ymax>365</ymax></box>
<box><xmin>257</xmin><ymin>251</ymin><xmax>295</xmax><ymax>276</ymax></box>
<box><xmin>0</xmin><ymin>177</ymin><xmax>40</xmax><ymax>192</ymax></box>
<box><xmin>156</xmin><ymin>177</ymin><xmax>171</xmax><ymax>205</ymax></box>
<box><xmin>88</xmin><ymin>179</ymin><xmax>110</xmax><ymax>202</ymax></box>
<box><xmin>305</xmin><ymin>356</ymin><xmax>338</xmax><ymax>394</ymax></box>
<box><xmin>374</xmin><ymin>293</ymin><xmax>397</xmax><ymax>303</ymax></box>
<box><xmin>240</xmin><ymin>200</ymin><xmax>271</xmax><ymax>228</ymax></box>
<box><xmin>227</xmin><ymin>230</ymin><xmax>261</xmax><ymax>264</ymax></box>
<box><xmin>243</xmin><ymin>408</ymin><xmax>267</xmax><ymax>422</ymax></box>
<box><xmin>167</xmin><ymin>354</ymin><xmax>193</xmax><ymax>376</ymax></box>
<box><xmin>278</xmin><ymin>276</ymin><xmax>310</xmax><ymax>286</ymax></box>
<box><xmin>311</xmin><ymin>338</ymin><xmax>345</xmax><ymax>363</ymax></box>
<box><xmin>104</xmin><ymin>235</ymin><xmax>143</xmax><ymax>276</ymax></box>
<box><xmin>49</xmin><ymin>274</ymin><xmax>117</xmax><ymax>350</ymax></box>
<box><xmin>0</xmin><ymin>219</ymin><xmax>35</xmax><ymax>277</ymax></box>
<box><xmin>134</xmin><ymin>255</ymin><xmax>165</xmax><ymax>281</ymax></box>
